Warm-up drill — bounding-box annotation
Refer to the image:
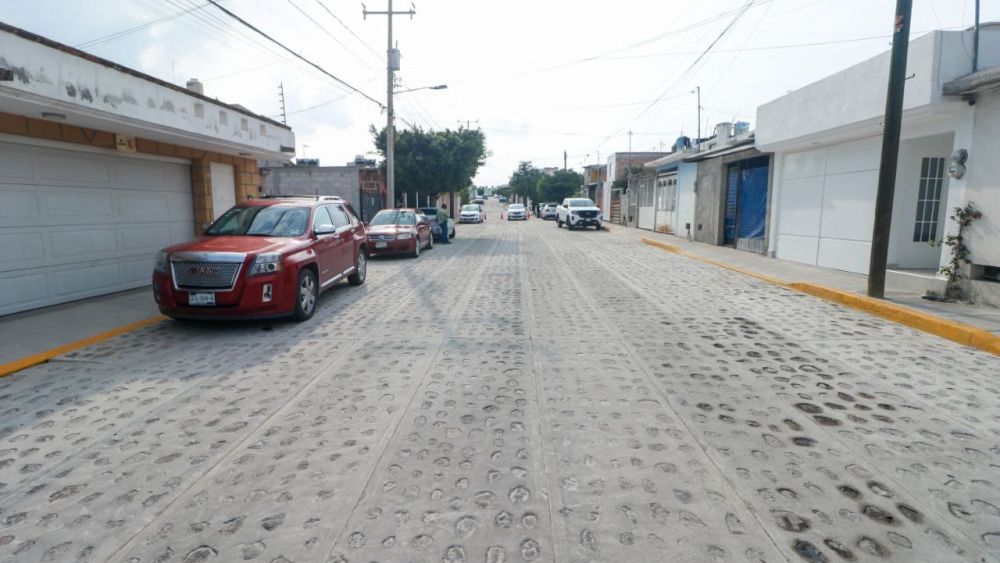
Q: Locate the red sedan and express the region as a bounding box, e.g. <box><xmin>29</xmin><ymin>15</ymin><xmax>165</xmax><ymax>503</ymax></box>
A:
<box><xmin>366</xmin><ymin>209</ymin><xmax>434</xmax><ymax>258</ymax></box>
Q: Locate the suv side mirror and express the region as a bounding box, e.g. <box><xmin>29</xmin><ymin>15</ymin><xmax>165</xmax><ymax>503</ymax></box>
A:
<box><xmin>314</xmin><ymin>223</ymin><xmax>336</xmax><ymax>235</ymax></box>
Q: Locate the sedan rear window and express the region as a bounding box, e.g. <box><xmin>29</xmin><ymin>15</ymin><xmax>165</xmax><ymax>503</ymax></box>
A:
<box><xmin>461</xmin><ymin>205</ymin><xmax>480</xmax><ymax>212</ymax></box>
<box><xmin>371</xmin><ymin>210</ymin><xmax>417</xmax><ymax>226</ymax></box>
<box><xmin>206</xmin><ymin>206</ymin><xmax>310</xmax><ymax>237</ymax></box>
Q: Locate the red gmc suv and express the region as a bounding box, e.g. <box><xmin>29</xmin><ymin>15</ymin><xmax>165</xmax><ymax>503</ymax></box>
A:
<box><xmin>153</xmin><ymin>195</ymin><xmax>368</xmax><ymax>321</ymax></box>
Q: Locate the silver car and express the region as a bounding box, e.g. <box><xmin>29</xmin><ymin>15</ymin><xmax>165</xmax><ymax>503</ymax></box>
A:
<box><xmin>507</xmin><ymin>204</ymin><xmax>527</xmax><ymax>220</ymax></box>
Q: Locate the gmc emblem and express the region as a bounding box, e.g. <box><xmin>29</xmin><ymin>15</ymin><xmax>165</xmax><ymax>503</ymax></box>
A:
<box><xmin>190</xmin><ymin>266</ymin><xmax>220</xmax><ymax>276</ymax></box>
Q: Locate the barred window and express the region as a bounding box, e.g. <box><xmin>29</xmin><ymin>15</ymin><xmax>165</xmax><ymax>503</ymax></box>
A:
<box><xmin>913</xmin><ymin>157</ymin><xmax>945</xmax><ymax>243</ymax></box>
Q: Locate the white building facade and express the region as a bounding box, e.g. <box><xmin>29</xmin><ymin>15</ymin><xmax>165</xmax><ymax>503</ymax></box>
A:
<box><xmin>757</xmin><ymin>27</ymin><xmax>1000</xmax><ymax>295</ymax></box>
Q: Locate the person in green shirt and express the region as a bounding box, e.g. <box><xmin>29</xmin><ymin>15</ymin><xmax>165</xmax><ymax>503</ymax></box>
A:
<box><xmin>436</xmin><ymin>204</ymin><xmax>451</xmax><ymax>244</ymax></box>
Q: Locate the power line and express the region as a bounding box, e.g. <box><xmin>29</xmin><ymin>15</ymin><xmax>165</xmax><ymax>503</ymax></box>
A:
<box><xmin>507</xmin><ymin>0</ymin><xmax>776</xmax><ymax>78</ymax></box>
<box><xmin>313</xmin><ymin>0</ymin><xmax>384</xmax><ymax>62</ymax></box>
<box><xmin>76</xmin><ymin>2</ymin><xmax>210</xmax><ymax>49</ymax></box>
<box><xmin>286</xmin><ymin>0</ymin><xmax>379</xmax><ymax>73</ymax></box>
<box><xmin>595</xmin><ymin>0</ymin><xmax>758</xmax><ymax>151</ymax></box>
<box><xmin>205</xmin><ymin>0</ymin><xmax>384</xmax><ymax>108</ymax></box>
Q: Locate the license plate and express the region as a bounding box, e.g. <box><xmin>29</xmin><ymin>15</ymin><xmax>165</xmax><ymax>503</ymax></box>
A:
<box><xmin>188</xmin><ymin>292</ymin><xmax>216</xmax><ymax>306</ymax></box>
<box><xmin>375</xmin><ymin>242</ymin><xmax>388</xmax><ymax>249</ymax></box>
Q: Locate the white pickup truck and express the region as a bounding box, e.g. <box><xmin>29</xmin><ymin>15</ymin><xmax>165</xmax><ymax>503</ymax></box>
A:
<box><xmin>556</xmin><ymin>198</ymin><xmax>602</xmax><ymax>230</ymax></box>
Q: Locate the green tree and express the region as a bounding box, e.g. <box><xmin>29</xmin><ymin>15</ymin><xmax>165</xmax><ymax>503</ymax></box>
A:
<box><xmin>539</xmin><ymin>169</ymin><xmax>583</xmax><ymax>203</ymax></box>
<box><xmin>372</xmin><ymin>126</ymin><xmax>487</xmax><ymax>206</ymax></box>
<box><xmin>508</xmin><ymin>161</ymin><xmax>542</xmax><ymax>205</ymax></box>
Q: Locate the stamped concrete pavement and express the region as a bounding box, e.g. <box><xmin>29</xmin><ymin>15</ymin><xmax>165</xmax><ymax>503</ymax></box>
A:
<box><xmin>0</xmin><ymin>204</ymin><xmax>998</xmax><ymax>563</ymax></box>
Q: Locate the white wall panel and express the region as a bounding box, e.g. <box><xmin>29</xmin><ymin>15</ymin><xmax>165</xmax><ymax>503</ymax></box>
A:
<box><xmin>777</xmin><ymin>177</ymin><xmax>824</xmax><ymax>237</ymax></box>
<box><xmin>776</xmin><ymin>234</ymin><xmax>819</xmax><ymax>266</ymax></box>
<box><xmin>782</xmin><ymin>149</ymin><xmax>826</xmax><ymax>180</ymax></box>
<box><xmin>818</xmin><ymin>239</ymin><xmax>872</xmax><ymax>274</ymax></box>
<box><xmin>824</xmin><ymin>138</ymin><xmax>880</xmax><ymax>174</ymax></box>
<box><xmin>0</xmin><ymin>139</ymin><xmax>192</xmax><ymax>315</ymax></box>
<box><xmin>819</xmin><ymin>170</ymin><xmax>878</xmax><ymax>241</ymax></box>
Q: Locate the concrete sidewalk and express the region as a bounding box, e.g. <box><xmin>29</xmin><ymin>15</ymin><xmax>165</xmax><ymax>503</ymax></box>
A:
<box><xmin>0</xmin><ymin>288</ymin><xmax>161</xmax><ymax>367</ymax></box>
<box><xmin>606</xmin><ymin>224</ymin><xmax>1000</xmax><ymax>335</ymax></box>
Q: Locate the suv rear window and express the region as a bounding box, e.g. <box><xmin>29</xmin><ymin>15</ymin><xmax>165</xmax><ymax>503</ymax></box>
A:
<box><xmin>206</xmin><ymin>206</ymin><xmax>310</xmax><ymax>237</ymax></box>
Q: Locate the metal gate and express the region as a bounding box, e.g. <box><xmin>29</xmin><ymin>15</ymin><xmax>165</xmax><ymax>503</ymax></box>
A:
<box><xmin>653</xmin><ymin>173</ymin><xmax>677</xmax><ymax>234</ymax></box>
<box><xmin>360</xmin><ymin>189</ymin><xmax>384</xmax><ymax>223</ymax></box>
<box><xmin>624</xmin><ymin>174</ymin><xmax>655</xmax><ymax>230</ymax></box>
<box><xmin>723</xmin><ymin>156</ymin><xmax>769</xmax><ymax>253</ymax></box>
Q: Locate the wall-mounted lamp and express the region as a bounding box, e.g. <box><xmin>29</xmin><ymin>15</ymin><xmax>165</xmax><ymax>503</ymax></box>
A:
<box><xmin>949</xmin><ymin>148</ymin><xmax>968</xmax><ymax>179</ymax></box>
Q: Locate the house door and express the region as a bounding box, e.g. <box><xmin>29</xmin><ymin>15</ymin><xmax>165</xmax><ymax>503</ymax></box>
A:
<box><xmin>724</xmin><ymin>157</ymin><xmax>769</xmax><ymax>252</ymax></box>
<box><xmin>723</xmin><ymin>166</ymin><xmax>739</xmax><ymax>246</ymax></box>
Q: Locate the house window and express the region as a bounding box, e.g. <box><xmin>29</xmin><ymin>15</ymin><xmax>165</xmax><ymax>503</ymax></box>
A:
<box><xmin>913</xmin><ymin>157</ymin><xmax>945</xmax><ymax>243</ymax></box>
<box><xmin>219</xmin><ymin>111</ymin><xmax>228</xmax><ymax>126</ymax></box>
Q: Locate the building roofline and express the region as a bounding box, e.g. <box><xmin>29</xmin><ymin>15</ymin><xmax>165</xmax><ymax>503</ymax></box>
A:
<box><xmin>0</xmin><ymin>21</ymin><xmax>291</xmax><ymax>131</ymax></box>
<box><xmin>682</xmin><ymin>137</ymin><xmax>756</xmax><ymax>162</ymax></box>
<box><xmin>943</xmin><ymin>66</ymin><xmax>1000</xmax><ymax>96</ymax></box>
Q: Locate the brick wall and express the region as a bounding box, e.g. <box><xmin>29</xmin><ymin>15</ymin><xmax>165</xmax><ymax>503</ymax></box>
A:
<box><xmin>0</xmin><ymin>111</ymin><xmax>261</xmax><ymax>234</ymax></box>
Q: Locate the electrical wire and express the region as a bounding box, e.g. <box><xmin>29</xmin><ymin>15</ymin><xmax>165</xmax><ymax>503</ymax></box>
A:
<box><xmin>313</xmin><ymin>0</ymin><xmax>385</xmax><ymax>62</ymax></box>
<box><xmin>286</xmin><ymin>0</ymin><xmax>379</xmax><ymax>73</ymax></box>
<box><xmin>76</xmin><ymin>2</ymin><xmax>210</xmax><ymax>49</ymax></box>
<box><xmin>205</xmin><ymin>0</ymin><xmax>384</xmax><ymax>108</ymax></box>
<box><xmin>594</xmin><ymin>0</ymin><xmax>759</xmax><ymax>151</ymax></box>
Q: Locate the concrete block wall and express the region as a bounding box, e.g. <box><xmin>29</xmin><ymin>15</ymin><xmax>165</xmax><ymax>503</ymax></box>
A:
<box><xmin>0</xmin><ymin>111</ymin><xmax>260</xmax><ymax>235</ymax></box>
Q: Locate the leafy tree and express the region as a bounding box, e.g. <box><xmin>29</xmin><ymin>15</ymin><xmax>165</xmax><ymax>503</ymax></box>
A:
<box><xmin>539</xmin><ymin>169</ymin><xmax>583</xmax><ymax>203</ymax></box>
<box><xmin>508</xmin><ymin>161</ymin><xmax>543</xmax><ymax>205</ymax></box>
<box><xmin>372</xmin><ymin>126</ymin><xmax>487</xmax><ymax>206</ymax></box>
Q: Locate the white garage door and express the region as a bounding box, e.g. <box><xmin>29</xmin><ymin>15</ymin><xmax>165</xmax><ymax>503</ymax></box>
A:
<box><xmin>0</xmin><ymin>139</ymin><xmax>193</xmax><ymax>316</ymax></box>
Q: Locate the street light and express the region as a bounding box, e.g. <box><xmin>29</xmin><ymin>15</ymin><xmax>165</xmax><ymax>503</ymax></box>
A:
<box><xmin>396</xmin><ymin>84</ymin><xmax>447</xmax><ymax>94</ymax></box>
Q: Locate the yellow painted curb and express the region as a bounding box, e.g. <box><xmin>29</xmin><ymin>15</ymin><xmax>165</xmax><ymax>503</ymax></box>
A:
<box><xmin>0</xmin><ymin>315</ymin><xmax>167</xmax><ymax>378</ymax></box>
<box><xmin>641</xmin><ymin>238</ymin><xmax>683</xmax><ymax>254</ymax></box>
<box><xmin>641</xmin><ymin>238</ymin><xmax>788</xmax><ymax>286</ymax></box>
<box><xmin>641</xmin><ymin>237</ymin><xmax>1000</xmax><ymax>356</ymax></box>
<box><xmin>788</xmin><ymin>283</ymin><xmax>1000</xmax><ymax>353</ymax></box>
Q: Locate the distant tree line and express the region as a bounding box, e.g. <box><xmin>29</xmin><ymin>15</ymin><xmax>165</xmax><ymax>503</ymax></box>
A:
<box><xmin>507</xmin><ymin>162</ymin><xmax>583</xmax><ymax>206</ymax></box>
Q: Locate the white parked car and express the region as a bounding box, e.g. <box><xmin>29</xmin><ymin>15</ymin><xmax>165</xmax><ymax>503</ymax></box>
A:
<box><xmin>459</xmin><ymin>204</ymin><xmax>484</xmax><ymax>223</ymax></box>
<box><xmin>507</xmin><ymin>203</ymin><xmax>527</xmax><ymax>220</ymax></box>
<box><xmin>556</xmin><ymin>198</ymin><xmax>602</xmax><ymax>230</ymax></box>
<box><xmin>540</xmin><ymin>203</ymin><xmax>558</xmax><ymax>220</ymax></box>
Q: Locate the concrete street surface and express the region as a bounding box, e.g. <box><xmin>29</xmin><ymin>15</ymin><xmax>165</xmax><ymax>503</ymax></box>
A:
<box><xmin>0</xmin><ymin>199</ymin><xmax>999</xmax><ymax>563</ymax></box>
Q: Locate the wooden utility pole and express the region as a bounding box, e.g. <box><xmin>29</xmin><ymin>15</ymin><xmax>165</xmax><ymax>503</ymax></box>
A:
<box><xmin>867</xmin><ymin>0</ymin><xmax>913</xmax><ymax>298</ymax></box>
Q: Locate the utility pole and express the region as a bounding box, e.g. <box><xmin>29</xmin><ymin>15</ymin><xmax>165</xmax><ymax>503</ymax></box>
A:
<box><xmin>563</xmin><ymin>150</ymin><xmax>567</xmax><ymax>171</ymax></box>
<box><xmin>867</xmin><ymin>0</ymin><xmax>913</xmax><ymax>298</ymax></box>
<box><xmin>695</xmin><ymin>86</ymin><xmax>701</xmax><ymax>144</ymax></box>
<box><xmin>974</xmin><ymin>0</ymin><xmax>981</xmax><ymax>72</ymax></box>
<box><xmin>278</xmin><ymin>83</ymin><xmax>287</xmax><ymax>125</ymax></box>
<box><xmin>364</xmin><ymin>1</ymin><xmax>415</xmax><ymax>209</ymax></box>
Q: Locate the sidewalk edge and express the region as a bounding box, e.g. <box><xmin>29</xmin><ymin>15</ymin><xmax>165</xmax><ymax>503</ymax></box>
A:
<box><xmin>0</xmin><ymin>315</ymin><xmax>167</xmax><ymax>378</ymax></box>
<box><xmin>788</xmin><ymin>283</ymin><xmax>1000</xmax><ymax>354</ymax></box>
<box><xmin>640</xmin><ymin>238</ymin><xmax>1000</xmax><ymax>356</ymax></box>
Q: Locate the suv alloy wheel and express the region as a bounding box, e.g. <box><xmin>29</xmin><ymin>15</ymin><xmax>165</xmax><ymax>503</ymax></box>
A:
<box><xmin>293</xmin><ymin>269</ymin><xmax>318</xmax><ymax>321</ymax></box>
<box><xmin>348</xmin><ymin>251</ymin><xmax>367</xmax><ymax>286</ymax></box>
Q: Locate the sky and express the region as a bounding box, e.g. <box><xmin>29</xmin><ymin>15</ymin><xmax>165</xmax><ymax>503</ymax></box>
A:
<box><xmin>1</xmin><ymin>0</ymin><xmax>995</xmax><ymax>186</ymax></box>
